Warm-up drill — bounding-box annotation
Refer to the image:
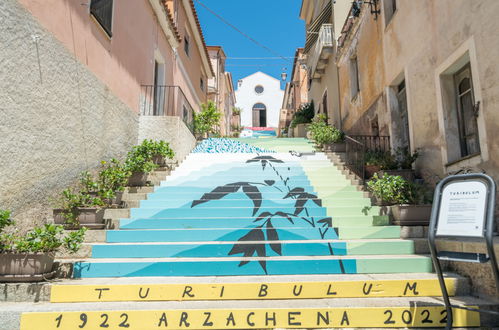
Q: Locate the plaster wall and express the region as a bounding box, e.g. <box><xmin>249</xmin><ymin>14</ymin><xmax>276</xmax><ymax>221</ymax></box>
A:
<box><xmin>166</xmin><ymin>0</ymin><xmax>210</xmax><ymax>112</ymax></box>
<box><xmin>381</xmin><ymin>0</ymin><xmax>499</xmax><ymax>182</ymax></box>
<box><xmin>138</xmin><ymin>116</ymin><xmax>196</xmax><ymax>162</ymax></box>
<box><xmin>18</xmin><ymin>0</ymin><xmax>176</xmax><ymax>113</ymax></box>
<box><xmin>235</xmin><ymin>72</ymin><xmax>284</xmax><ymax>128</ymax></box>
<box><xmin>0</xmin><ymin>0</ymin><xmax>138</xmax><ymax>225</ymax></box>
<box><xmin>337</xmin><ymin>8</ymin><xmax>387</xmax><ymax>135</ymax></box>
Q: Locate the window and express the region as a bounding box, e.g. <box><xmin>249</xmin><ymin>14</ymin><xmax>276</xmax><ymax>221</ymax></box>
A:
<box><xmin>254</xmin><ymin>85</ymin><xmax>264</xmax><ymax>94</ymax></box>
<box><xmin>454</xmin><ymin>65</ymin><xmax>480</xmax><ymax>157</ymax></box>
<box><xmin>90</xmin><ymin>0</ymin><xmax>113</xmax><ymax>37</ymax></box>
<box><xmin>350</xmin><ymin>56</ymin><xmax>360</xmax><ymax>99</ymax></box>
<box><xmin>322</xmin><ymin>91</ymin><xmax>329</xmax><ymax>122</ymax></box>
<box><xmin>383</xmin><ymin>0</ymin><xmax>397</xmax><ymax>26</ymax></box>
<box><xmin>184</xmin><ymin>33</ymin><xmax>190</xmax><ymax>57</ymax></box>
<box><xmin>200</xmin><ymin>77</ymin><xmax>205</xmax><ymax>92</ymax></box>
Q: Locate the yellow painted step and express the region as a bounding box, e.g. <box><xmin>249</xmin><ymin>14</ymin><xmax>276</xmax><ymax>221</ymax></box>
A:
<box><xmin>50</xmin><ymin>279</ymin><xmax>457</xmax><ymax>303</ymax></box>
<box><xmin>21</xmin><ymin>306</ymin><xmax>479</xmax><ymax>329</ymax></box>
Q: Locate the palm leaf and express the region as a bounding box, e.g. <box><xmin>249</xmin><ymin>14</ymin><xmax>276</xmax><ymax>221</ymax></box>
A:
<box><xmin>191</xmin><ymin>183</ymin><xmax>243</xmax><ymax>207</ymax></box>
<box><xmin>242</xmin><ymin>184</ymin><xmax>262</xmax><ymax>216</ymax></box>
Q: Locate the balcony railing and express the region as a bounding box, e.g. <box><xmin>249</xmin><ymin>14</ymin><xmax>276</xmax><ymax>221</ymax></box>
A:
<box><xmin>345</xmin><ymin>136</ymin><xmax>365</xmax><ymax>183</ymax></box>
<box><xmin>140</xmin><ymin>85</ymin><xmax>194</xmax><ymax>133</ymax></box>
<box><xmin>308</xmin><ymin>24</ymin><xmax>334</xmax><ymax>80</ymax></box>
<box><xmin>349</xmin><ymin>135</ymin><xmax>391</xmax><ymax>153</ymax></box>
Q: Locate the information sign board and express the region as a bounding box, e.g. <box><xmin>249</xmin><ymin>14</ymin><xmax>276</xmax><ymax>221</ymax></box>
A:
<box><xmin>436</xmin><ymin>180</ymin><xmax>487</xmax><ymax>237</ymax></box>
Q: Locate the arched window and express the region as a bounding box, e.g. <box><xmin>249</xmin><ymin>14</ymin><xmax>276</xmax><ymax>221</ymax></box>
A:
<box><xmin>252</xmin><ymin>103</ymin><xmax>267</xmax><ymax>127</ymax></box>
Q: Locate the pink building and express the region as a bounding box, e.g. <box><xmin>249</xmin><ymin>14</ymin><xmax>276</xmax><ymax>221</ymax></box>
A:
<box><xmin>0</xmin><ymin>0</ymin><xmax>213</xmax><ymax>218</ymax></box>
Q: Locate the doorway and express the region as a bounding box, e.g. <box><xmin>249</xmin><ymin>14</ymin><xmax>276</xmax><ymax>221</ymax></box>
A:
<box><xmin>252</xmin><ymin>103</ymin><xmax>267</xmax><ymax>127</ymax></box>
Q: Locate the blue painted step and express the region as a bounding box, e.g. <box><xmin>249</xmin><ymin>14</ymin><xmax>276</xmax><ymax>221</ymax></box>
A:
<box><xmin>129</xmin><ymin>207</ymin><xmax>328</xmax><ymax>219</ymax></box>
<box><xmin>107</xmin><ymin>227</ymin><xmax>339</xmax><ymax>243</ymax></box>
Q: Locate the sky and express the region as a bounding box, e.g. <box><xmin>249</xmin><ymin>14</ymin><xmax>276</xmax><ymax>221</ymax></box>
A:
<box><xmin>194</xmin><ymin>0</ymin><xmax>305</xmax><ymax>91</ymax></box>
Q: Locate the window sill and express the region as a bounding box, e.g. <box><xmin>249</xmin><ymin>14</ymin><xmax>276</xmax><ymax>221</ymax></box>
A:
<box><xmin>90</xmin><ymin>14</ymin><xmax>112</xmax><ymax>40</ymax></box>
<box><xmin>445</xmin><ymin>152</ymin><xmax>482</xmax><ymax>172</ymax></box>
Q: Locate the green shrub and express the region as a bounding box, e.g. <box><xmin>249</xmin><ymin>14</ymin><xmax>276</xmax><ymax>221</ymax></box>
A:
<box><xmin>394</xmin><ymin>147</ymin><xmax>419</xmax><ymax>169</ymax></box>
<box><xmin>56</xmin><ymin>187</ymin><xmax>104</xmax><ymax>224</ymax></box>
<box><xmin>290</xmin><ymin>102</ymin><xmax>314</xmax><ymax>129</ymax></box>
<box><xmin>232</xmin><ymin>107</ymin><xmax>241</xmax><ymax>116</ymax></box>
<box><xmin>97</xmin><ymin>159</ymin><xmax>129</xmax><ymax>202</ymax></box>
<box><xmin>0</xmin><ymin>221</ymin><xmax>86</xmax><ymax>254</ymax></box>
<box><xmin>194</xmin><ymin>101</ymin><xmax>221</xmax><ymax>136</ymax></box>
<box><xmin>367</xmin><ymin>174</ymin><xmax>432</xmax><ymax>205</ymax></box>
<box><xmin>308</xmin><ymin>115</ymin><xmax>344</xmax><ymax>147</ymax></box>
<box><xmin>364</xmin><ymin>150</ymin><xmax>398</xmax><ymax>169</ymax></box>
<box><xmin>0</xmin><ymin>211</ymin><xmax>86</xmax><ymax>254</ymax></box>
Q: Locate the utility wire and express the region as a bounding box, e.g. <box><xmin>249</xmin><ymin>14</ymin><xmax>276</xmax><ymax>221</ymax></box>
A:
<box><xmin>194</xmin><ymin>0</ymin><xmax>292</xmax><ymax>63</ymax></box>
<box><xmin>226</xmin><ymin>56</ymin><xmax>298</xmax><ymax>60</ymax></box>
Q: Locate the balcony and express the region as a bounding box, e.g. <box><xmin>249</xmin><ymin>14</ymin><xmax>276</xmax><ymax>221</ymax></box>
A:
<box><xmin>307</xmin><ymin>24</ymin><xmax>334</xmax><ymax>80</ymax></box>
<box><xmin>140</xmin><ymin>85</ymin><xmax>194</xmax><ymax>133</ymax></box>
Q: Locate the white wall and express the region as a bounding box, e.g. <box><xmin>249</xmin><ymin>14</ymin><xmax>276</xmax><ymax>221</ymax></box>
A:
<box><xmin>235</xmin><ymin>72</ymin><xmax>284</xmax><ymax>128</ymax></box>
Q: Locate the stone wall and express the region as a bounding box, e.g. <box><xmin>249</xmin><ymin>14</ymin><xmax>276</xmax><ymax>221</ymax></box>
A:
<box><xmin>0</xmin><ymin>0</ymin><xmax>138</xmax><ymax>226</ymax></box>
<box><xmin>138</xmin><ymin>116</ymin><xmax>196</xmax><ymax>163</ymax></box>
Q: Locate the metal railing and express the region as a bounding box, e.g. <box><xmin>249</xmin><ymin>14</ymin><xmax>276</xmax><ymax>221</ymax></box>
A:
<box><xmin>308</xmin><ymin>24</ymin><xmax>334</xmax><ymax>79</ymax></box>
<box><xmin>345</xmin><ymin>136</ymin><xmax>365</xmax><ymax>182</ymax></box>
<box><xmin>140</xmin><ymin>85</ymin><xmax>194</xmax><ymax>133</ymax></box>
<box><xmin>349</xmin><ymin>135</ymin><xmax>391</xmax><ymax>153</ymax></box>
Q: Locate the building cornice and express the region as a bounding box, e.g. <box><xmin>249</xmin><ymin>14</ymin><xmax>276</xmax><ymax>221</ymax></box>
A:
<box><xmin>149</xmin><ymin>0</ymin><xmax>181</xmax><ymax>49</ymax></box>
<box><xmin>182</xmin><ymin>0</ymin><xmax>215</xmax><ymax>78</ymax></box>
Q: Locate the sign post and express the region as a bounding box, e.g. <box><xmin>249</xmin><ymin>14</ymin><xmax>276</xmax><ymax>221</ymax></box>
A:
<box><xmin>428</xmin><ymin>173</ymin><xmax>499</xmax><ymax>329</ymax></box>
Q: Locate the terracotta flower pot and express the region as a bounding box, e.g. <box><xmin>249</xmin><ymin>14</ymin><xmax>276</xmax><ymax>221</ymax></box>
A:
<box><xmin>390</xmin><ymin>204</ymin><xmax>432</xmax><ymax>226</ymax></box>
<box><xmin>0</xmin><ymin>253</ymin><xmax>55</xmax><ymax>282</ymax></box>
<box><xmin>365</xmin><ymin>165</ymin><xmax>381</xmax><ymax>179</ymax></box>
<box><xmin>128</xmin><ymin>172</ymin><xmax>148</xmax><ymax>186</ymax></box>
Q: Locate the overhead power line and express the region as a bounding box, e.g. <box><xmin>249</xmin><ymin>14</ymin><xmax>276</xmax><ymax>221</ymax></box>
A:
<box><xmin>226</xmin><ymin>56</ymin><xmax>298</xmax><ymax>60</ymax></box>
<box><xmin>193</xmin><ymin>0</ymin><xmax>292</xmax><ymax>63</ymax></box>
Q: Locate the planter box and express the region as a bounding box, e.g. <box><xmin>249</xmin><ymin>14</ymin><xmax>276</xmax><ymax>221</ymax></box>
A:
<box><xmin>293</xmin><ymin>123</ymin><xmax>309</xmax><ymax>138</ymax></box>
<box><xmin>390</xmin><ymin>204</ymin><xmax>432</xmax><ymax>226</ymax></box>
<box><xmin>104</xmin><ymin>191</ymin><xmax>124</xmax><ymax>207</ymax></box>
<box><xmin>53</xmin><ymin>208</ymin><xmax>105</xmax><ymax>229</ymax></box>
<box><xmin>365</xmin><ymin>165</ymin><xmax>381</xmax><ymax>179</ymax></box>
<box><xmin>0</xmin><ymin>253</ymin><xmax>55</xmax><ymax>282</ymax></box>
<box><xmin>128</xmin><ymin>172</ymin><xmax>149</xmax><ymax>187</ymax></box>
<box><xmin>379</xmin><ymin>169</ymin><xmax>415</xmax><ymax>182</ymax></box>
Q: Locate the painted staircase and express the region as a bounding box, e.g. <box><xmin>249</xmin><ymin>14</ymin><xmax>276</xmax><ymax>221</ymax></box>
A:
<box><xmin>3</xmin><ymin>138</ymin><xmax>492</xmax><ymax>328</ymax></box>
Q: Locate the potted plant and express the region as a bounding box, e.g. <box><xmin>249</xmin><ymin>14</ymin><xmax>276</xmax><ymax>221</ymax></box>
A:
<box><xmin>367</xmin><ymin>173</ymin><xmax>433</xmax><ymax>225</ymax></box>
<box><xmin>53</xmin><ymin>187</ymin><xmax>105</xmax><ymax>229</ymax></box>
<box><xmin>136</xmin><ymin>139</ymin><xmax>175</xmax><ymax>167</ymax></box>
<box><xmin>290</xmin><ymin>102</ymin><xmax>314</xmax><ymax>138</ymax></box>
<box><xmin>364</xmin><ymin>150</ymin><xmax>397</xmax><ymax>179</ymax></box>
<box><xmin>124</xmin><ymin>140</ymin><xmax>166</xmax><ymax>187</ymax></box>
<box><xmin>378</xmin><ymin>147</ymin><xmax>419</xmax><ymax>182</ymax></box>
<box><xmin>97</xmin><ymin>159</ymin><xmax>129</xmax><ymax>207</ymax></box>
<box><xmin>0</xmin><ymin>211</ymin><xmax>86</xmax><ymax>282</ymax></box>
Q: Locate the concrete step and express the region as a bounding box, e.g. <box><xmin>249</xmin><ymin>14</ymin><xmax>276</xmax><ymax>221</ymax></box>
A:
<box><xmin>104</xmin><ymin>226</ymin><xmax>402</xmax><ymax>242</ymax></box>
<box><xmin>6</xmin><ymin>296</ymin><xmax>496</xmax><ymax>328</ymax></box>
<box><xmin>75</xmin><ymin>225</ymin><xmax>422</xmax><ymax>244</ymax></box>
<box><xmin>88</xmin><ymin>239</ymin><xmax>415</xmax><ymax>258</ymax></box>
<box><xmin>118</xmin><ymin>215</ymin><xmax>389</xmax><ymax>229</ymax></box>
<box><xmin>71</xmin><ymin>255</ymin><xmax>432</xmax><ymax>278</ymax></box>
<box><xmin>0</xmin><ymin>273</ymin><xmax>470</xmax><ymax>303</ymax></box>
